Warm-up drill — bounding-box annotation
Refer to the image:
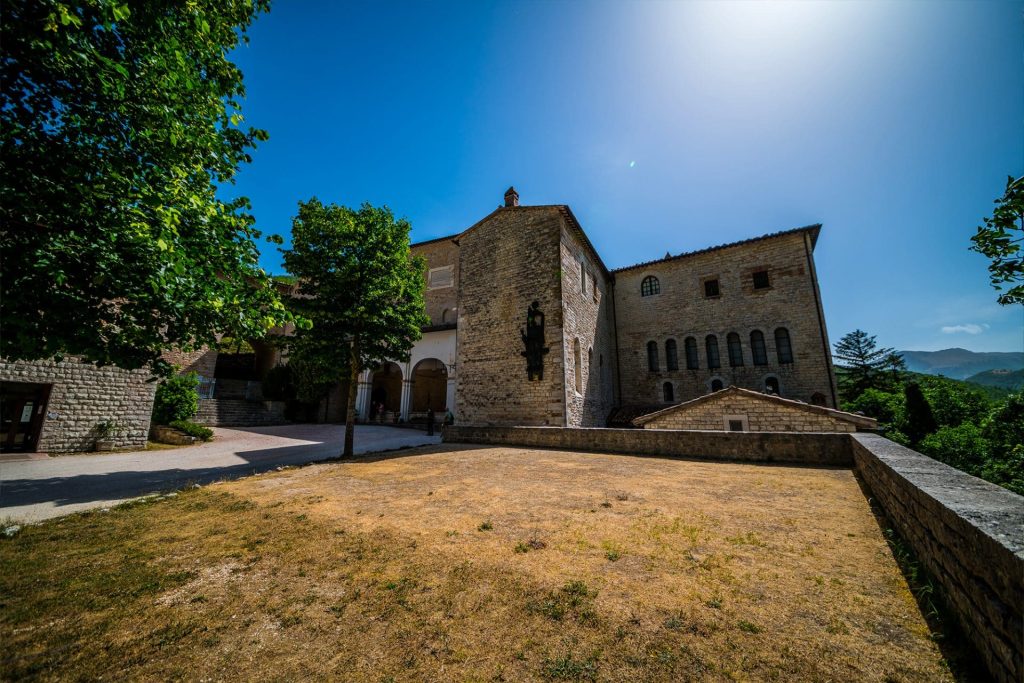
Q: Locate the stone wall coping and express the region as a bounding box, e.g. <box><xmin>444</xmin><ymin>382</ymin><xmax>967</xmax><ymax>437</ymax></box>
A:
<box><xmin>852</xmin><ymin>433</ymin><xmax>1024</xmax><ymax>555</ymax></box>
<box><xmin>633</xmin><ymin>386</ymin><xmax>877</xmax><ymax>430</ymax></box>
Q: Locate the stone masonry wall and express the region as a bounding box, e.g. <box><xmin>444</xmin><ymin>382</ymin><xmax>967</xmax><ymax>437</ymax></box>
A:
<box><xmin>161</xmin><ymin>347</ymin><xmax>218</xmax><ymax>378</ymax></box>
<box><xmin>194</xmin><ymin>398</ymin><xmax>287</xmax><ymax>427</ymax></box>
<box><xmin>0</xmin><ymin>358</ymin><xmax>156</xmax><ymax>452</ymax></box>
<box><xmin>613</xmin><ymin>230</ymin><xmax>838</xmax><ymax>408</ymax></box>
<box><xmin>443</xmin><ymin>424</ymin><xmax>853</xmax><ymax>466</ymax></box>
<box><xmin>559</xmin><ymin>223</ymin><xmax>618</xmax><ymax>427</ymax></box>
<box><xmin>642</xmin><ymin>392</ymin><xmax>858</xmax><ymax>432</ymax></box>
<box><xmin>412</xmin><ymin>236</ymin><xmax>460</xmax><ymax>326</ymax></box>
<box><xmin>455</xmin><ymin>207</ymin><xmax>566</xmax><ymax>426</ymax></box>
<box><xmin>852</xmin><ymin>434</ymin><xmax>1023</xmax><ymax>683</ymax></box>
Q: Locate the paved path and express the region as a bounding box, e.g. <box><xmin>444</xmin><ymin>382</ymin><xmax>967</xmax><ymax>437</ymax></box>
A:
<box><xmin>0</xmin><ymin>424</ymin><xmax>441</xmax><ymax>523</ymax></box>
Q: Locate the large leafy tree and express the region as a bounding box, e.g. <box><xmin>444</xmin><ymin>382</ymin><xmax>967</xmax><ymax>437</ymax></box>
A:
<box><xmin>833</xmin><ymin>329</ymin><xmax>899</xmax><ymax>399</ymax></box>
<box><xmin>1</xmin><ymin>0</ymin><xmax>292</xmax><ymax>375</ymax></box>
<box><xmin>970</xmin><ymin>176</ymin><xmax>1023</xmax><ymax>306</ymax></box>
<box><xmin>282</xmin><ymin>199</ymin><xmax>429</xmax><ymax>457</ymax></box>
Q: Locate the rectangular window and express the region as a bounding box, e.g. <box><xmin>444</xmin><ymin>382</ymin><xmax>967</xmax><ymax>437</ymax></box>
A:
<box><xmin>704</xmin><ymin>278</ymin><xmax>720</xmax><ymax>298</ymax></box>
<box><xmin>752</xmin><ymin>270</ymin><xmax>770</xmax><ymax>290</ymax></box>
<box><xmin>579</xmin><ymin>257</ymin><xmax>587</xmax><ymax>295</ymax></box>
<box><xmin>724</xmin><ymin>415</ymin><xmax>748</xmax><ymax>431</ymax></box>
<box><xmin>591</xmin><ymin>274</ymin><xmax>598</xmax><ymax>302</ymax></box>
<box><xmin>728</xmin><ymin>420</ymin><xmax>744</xmax><ymax>432</ymax></box>
<box><xmin>427</xmin><ymin>265</ymin><xmax>454</xmax><ymax>290</ymax></box>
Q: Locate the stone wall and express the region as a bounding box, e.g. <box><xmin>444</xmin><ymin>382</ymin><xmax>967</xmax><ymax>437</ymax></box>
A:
<box><xmin>852</xmin><ymin>434</ymin><xmax>1023</xmax><ymax>683</ymax></box>
<box><xmin>455</xmin><ymin>207</ymin><xmax>566</xmax><ymax>426</ymax></box>
<box><xmin>639</xmin><ymin>391</ymin><xmax>862</xmax><ymax>432</ymax></box>
<box><xmin>559</xmin><ymin>219</ymin><xmax>618</xmax><ymax>427</ymax></box>
<box><xmin>442</xmin><ymin>424</ymin><xmax>853</xmax><ymax>466</ymax></box>
<box><xmin>0</xmin><ymin>358</ymin><xmax>156</xmax><ymax>452</ymax></box>
<box><xmin>412</xmin><ymin>236</ymin><xmax>460</xmax><ymax>326</ymax></box>
<box><xmin>194</xmin><ymin>398</ymin><xmax>287</xmax><ymax>427</ymax></box>
<box><xmin>161</xmin><ymin>346</ymin><xmax>218</xmax><ymax>378</ymax></box>
<box><xmin>612</xmin><ymin>228</ymin><xmax>838</xmax><ymax>408</ymax></box>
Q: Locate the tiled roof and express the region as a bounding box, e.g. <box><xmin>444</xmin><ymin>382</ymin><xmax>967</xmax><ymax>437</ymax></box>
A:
<box><xmin>612</xmin><ymin>224</ymin><xmax>822</xmax><ymax>274</ymax></box>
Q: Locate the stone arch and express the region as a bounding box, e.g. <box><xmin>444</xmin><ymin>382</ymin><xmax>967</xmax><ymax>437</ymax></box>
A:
<box><xmin>762</xmin><ymin>374</ymin><xmax>782</xmax><ymax>395</ymax></box>
<box><xmin>411</xmin><ymin>358</ymin><xmax>448</xmax><ymax>413</ymax></box>
<box><xmin>708</xmin><ymin>376</ymin><xmax>725</xmax><ymax>393</ymax></box>
<box><xmin>810</xmin><ymin>392</ymin><xmax>827</xmax><ymax>406</ymax></box>
<box><xmin>370</xmin><ymin>362</ymin><xmax>403</xmax><ymax>417</ymax></box>
<box><xmin>662</xmin><ymin>381</ymin><xmax>674</xmax><ymax>402</ymax></box>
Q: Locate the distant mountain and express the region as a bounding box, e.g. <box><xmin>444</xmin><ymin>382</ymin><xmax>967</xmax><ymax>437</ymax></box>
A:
<box><xmin>898</xmin><ymin>348</ymin><xmax>1023</xmax><ymax>380</ymax></box>
<box><xmin>965</xmin><ymin>368</ymin><xmax>1024</xmax><ymax>391</ymax></box>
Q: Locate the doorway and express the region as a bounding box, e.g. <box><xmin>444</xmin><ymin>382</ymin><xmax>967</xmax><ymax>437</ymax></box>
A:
<box><xmin>1</xmin><ymin>382</ymin><xmax>51</xmax><ymax>453</ymax></box>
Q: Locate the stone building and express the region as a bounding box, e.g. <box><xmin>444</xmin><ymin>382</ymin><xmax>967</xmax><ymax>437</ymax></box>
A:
<box><xmin>633</xmin><ymin>386</ymin><xmax>875</xmax><ymax>433</ymax></box>
<box><xmin>356</xmin><ymin>187</ymin><xmax>838</xmax><ymax>428</ymax></box>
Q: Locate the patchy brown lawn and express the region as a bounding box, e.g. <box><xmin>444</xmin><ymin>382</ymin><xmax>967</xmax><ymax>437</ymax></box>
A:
<box><xmin>1</xmin><ymin>445</ymin><xmax>954</xmax><ymax>681</ymax></box>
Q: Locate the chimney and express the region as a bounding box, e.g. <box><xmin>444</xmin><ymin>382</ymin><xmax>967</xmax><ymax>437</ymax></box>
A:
<box><xmin>504</xmin><ymin>186</ymin><xmax>519</xmax><ymax>207</ymax></box>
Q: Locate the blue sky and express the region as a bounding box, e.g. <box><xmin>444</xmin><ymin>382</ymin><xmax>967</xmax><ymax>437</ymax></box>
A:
<box><xmin>227</xmin><ymin>0</ymin><xmax>1023</xmax><ymax>353</ymax></box>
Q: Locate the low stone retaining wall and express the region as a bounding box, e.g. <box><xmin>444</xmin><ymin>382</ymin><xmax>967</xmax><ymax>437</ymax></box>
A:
<box><xmin>441</xmin><ymin>425</ymin><xmax>853</xmax><ymax>466</ymax></box>
<box><xmin>194</xmin><ymin>399</ymin><xmax>287</xmax><ymax>427</ymax></box>
<box><xmin>852</xmin><ymin>434</ymin><xmax>1023</xmax><ymax>683</ymax></box>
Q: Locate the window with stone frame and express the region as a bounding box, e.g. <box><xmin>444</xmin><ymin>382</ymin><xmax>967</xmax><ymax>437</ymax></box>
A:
<box><xmin>591</xmin><ymin>274</ymin><xmax>598</xmax><ymax>302</ymax></box>
<box><xmin>573</xmin><ymin>339</ymin><xmax>582</xmax><ymax>393</ymax></box>
<box><xmin>752</xmin><ymin>270</ymin><xmax>771</xmax><ymax>290</ymax></box>
<box><xmin>774</xmin><ymin>327</ymin><xmax>793</xmax><ymax>364</ymax></box>
<box><xmin>646</xmin><ymin>340</ymin><xmax>659</xmax><ymax>372</ymax></box>
<box><xmin>426</xmin><ymin>265</ymin><xmax>454</xmax><ymax>290</ymax></box>
<box><xmin>641</xmin><ymin>275</ymin><xmax>660</xmax><ymax>297</ymax></box>
<box><xmin>703</xmin><ymin>277</ymin><xmax>720</xmax><ymax>298</ymax></box>
<box><xmin>726</xmin><ymin>332</ymin><xmax>744</xmax><ymax>367</ymax></box>
<box><xmin>705</xmin><ymin>335</ymin><xmax>721</xmax><ymax>369</ymax></box>
<box><xmin>684</xmin><ymin>336</ymin><xmax>699</xmax><ymax>369</ymax></box>
<box><xmin>665</xmin><ymin>338</ymin><xmax>679</xmax><ymax>371</ymax></box>
<box><xmin>750</xmin><ymin>330</ymin><xmax>768</xmax><ymax>365</ymax></box>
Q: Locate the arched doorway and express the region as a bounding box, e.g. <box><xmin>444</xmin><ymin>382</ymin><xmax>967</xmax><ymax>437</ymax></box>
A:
<box><xmin>411</xmin><ymin>359</ymin><xmax>448</xmax><ymax>415</ymax></box>
<box><xmin>370</xmin><ymin>362</ymin><xmax>402</xmax><ymax>420</ymax></box>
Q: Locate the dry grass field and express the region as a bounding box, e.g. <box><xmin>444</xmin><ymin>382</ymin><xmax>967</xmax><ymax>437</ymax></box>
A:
<box><xmin>1</xmin><ymin>445</ymin><xmax>956</xmax><ymax>681</ymax></box>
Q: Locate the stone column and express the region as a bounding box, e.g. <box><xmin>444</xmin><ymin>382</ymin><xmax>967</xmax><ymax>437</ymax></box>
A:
<box><xmin>399</xmin><ymin>379</ymin><xmax>413</xmax><ymax>422</ymax></box>
<box><xmin>445</xmin><ymin>377</ymin><xmax>456</xmax><ymax>416</ymax></box>
<box><xmin>355</xmin><ymin>371</ymin><xmax>372</xmax><ymax>423</ymax></box>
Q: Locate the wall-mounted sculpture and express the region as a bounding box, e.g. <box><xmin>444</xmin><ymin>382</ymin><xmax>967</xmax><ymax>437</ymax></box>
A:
<box><xmin>521</xmin><ymin>301</ymin><xmax>550</xmax><ymax>381</ymax></box>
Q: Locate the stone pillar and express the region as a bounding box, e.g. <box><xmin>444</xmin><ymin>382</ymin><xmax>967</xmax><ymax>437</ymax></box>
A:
<box><xmin>355</xmin><ymin>371</ymin><xmax>372</xmax><ymax>423</ymax></box>
<box><xmin>400</xmin><ymin>379</ymin><xmax>413</xmax><ymax>422</ymax></box>
<box><xmin>445</xmin><ymin>378</ymin><xmax>456</xmax><ymax>415</ymax></box>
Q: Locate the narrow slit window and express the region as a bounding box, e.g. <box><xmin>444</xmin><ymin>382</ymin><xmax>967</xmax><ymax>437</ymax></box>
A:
<box><xmin>705</xmin><ymin>335</ymin><xmax>721</xmax><ymax>369</ymax></box>
<box><xmin>727</xmin><ymin>332</ymin><xmax>743</xmax><ymax>367</ymax></box>
<box><xmin>685</xmin><ymin>337</ymin><xmax>699</xmax><ymax>370</ymax></box>
<box><xmin>647</xmin><ymin>341</ymin><xmax>659</xmax><ymax>372</ymax></box>
<box><xmin>665</xmin><ymin>339</ymin><xmax>678</xmax><ymax>371</ymax></box>
<box><xmin>775</xmin><ymin>328</ymin><xmax>793</xmax><ymax>364</ymax></box>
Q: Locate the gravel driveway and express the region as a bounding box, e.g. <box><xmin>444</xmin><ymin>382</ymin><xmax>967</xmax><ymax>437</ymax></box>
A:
<box><xmin>0</xmin><ymin>424</ymin><xmax>440</xmax><ymax>523</ymax></box>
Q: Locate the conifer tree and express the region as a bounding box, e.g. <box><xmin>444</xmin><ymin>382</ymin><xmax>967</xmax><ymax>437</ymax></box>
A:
<box><xmin>903</xmin><ymin>381</ymin><xmax>938</xmax><ymax>446</ymax></box>
<box><xmin>833</xmin><ymin>329</ymin><xmax>898</xmax><ymax>400</ymax></box>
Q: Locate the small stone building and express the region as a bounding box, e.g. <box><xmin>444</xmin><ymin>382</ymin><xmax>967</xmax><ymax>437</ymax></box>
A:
<box><xmin>633</xmin><ymin>386</ymin><xmax>877</xmax><ymax>433</ymax></box>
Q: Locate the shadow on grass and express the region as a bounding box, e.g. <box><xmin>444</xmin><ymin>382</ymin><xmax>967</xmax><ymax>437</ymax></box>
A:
<box><xmin>852</xmin><ymin>473</ymin><xmax>990</xmax><ymax>683</ymax></box>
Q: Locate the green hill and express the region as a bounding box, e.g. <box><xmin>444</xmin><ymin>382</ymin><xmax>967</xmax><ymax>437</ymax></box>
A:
<box><xmin>965</xmin><ymin>368</ymin><xmax>1024</xmax><ymax>391</ymax></box>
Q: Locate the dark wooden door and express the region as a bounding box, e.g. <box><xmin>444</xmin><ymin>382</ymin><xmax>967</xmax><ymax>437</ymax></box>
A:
<box><xmin>1</xmin><ymin>382</ymin><xmax>51</xmax><ymax>453</ymax></box>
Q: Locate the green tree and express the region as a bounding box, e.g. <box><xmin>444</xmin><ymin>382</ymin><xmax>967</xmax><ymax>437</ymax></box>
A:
<box><xmin>282</xmin><ymin>199</ymin><xmax>429</xmax><ymax>457</ymax></box>
<box><xmin>918</xmin><ymin>423</ymin><xmax>989</xmax><ymax>478</ymax></box>
<box><xmin>844</xmin><ymin>388</ymin><xmax>904</xmax><ymax>425</ymax></box>
<box><xmin>970</xmin><ymin>176</ymin><xmax>1023</xmax><ymax>305</ymax></box>
<box><xmin>918</xmin><ymin>376</ymin><xmax>989</xmax><ymax>428</ymax></box>
<box><xmin>833</xmin><ymin>330</ymin><xmax>898</xmax><ymax>399</ymax></box>
<box><xmin>903</xmin><ymin>381</ymin><xmax>938</xmax><ymax>446</ymax></box>
<box><xmin>0</xmin><ymin>0</ymin><xmax>295</xmax><ymax>375</ymax></box>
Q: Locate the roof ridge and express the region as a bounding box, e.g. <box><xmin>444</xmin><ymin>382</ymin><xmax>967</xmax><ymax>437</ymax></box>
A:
<box><xmin>612</xmin><ymin>224</ymin><xmax>822</xmax><ymax>274</ymax></box>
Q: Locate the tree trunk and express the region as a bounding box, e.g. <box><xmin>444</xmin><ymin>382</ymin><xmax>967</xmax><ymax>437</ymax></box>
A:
<box><xmin>343</xmin><ymin>340</ymin><xmax>360</xmax><ymax>458</ymax></box>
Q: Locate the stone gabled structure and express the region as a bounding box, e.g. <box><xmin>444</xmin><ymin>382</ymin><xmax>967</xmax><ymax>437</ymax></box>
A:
<box><xmin>633</xmin><ymin>386</ymin><xmax>877</xmax><ymax>433</ymax></box>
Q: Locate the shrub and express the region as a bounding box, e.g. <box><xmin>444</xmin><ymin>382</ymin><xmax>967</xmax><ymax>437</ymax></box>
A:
<box><xmin>844</xmin><ymin>388</ymin><xmax>903</xmax><ymax>425</ymax></box>
<box><xmin>918</xmin><ymin>423</ymin><xmax>988</xmax><ymax>475</ymax></box>
<box><xmin>169</xmin><ymin>420</ymin><xmax>214</xmax><ymax>442</ymax></box>
<box><xmin>152</xmin><ymin>373</ymin><xmax>199</xmax><ymax>424</ymax></box>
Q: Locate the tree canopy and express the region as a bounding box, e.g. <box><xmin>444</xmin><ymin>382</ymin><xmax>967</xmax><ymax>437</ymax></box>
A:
<box><xmin>0</xmin><ymin>0</ymin><xmax>294</xmax><ymax>375</ymax></box>
<box><xmin>282</xmin><ymin>199</ymin><xmax>429</xmax><ymax>456</ymax></box>
<box><xmin>970</xmin><ymin>175</ymin><xmax>1023</xmax><ymax>306</ymax></box>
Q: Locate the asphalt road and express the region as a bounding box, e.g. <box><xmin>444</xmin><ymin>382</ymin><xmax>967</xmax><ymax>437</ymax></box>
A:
<box><xmin>0</xmin><ymin>424</ymin><xmax>441</xmax><ymax>523</ymax></box>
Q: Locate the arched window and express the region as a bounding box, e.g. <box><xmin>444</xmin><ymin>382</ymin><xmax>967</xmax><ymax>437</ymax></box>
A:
<box><xmin>711</xmin><ymin>378</ymin><xmax>724</xmax><ymax>392</ymax></box>
<box><xmin>727</xmin><ymin>332</ymin><xmax>743</xmax><ymax>367</ymax></box>
<box><xmin>810</xmin><ymin>392</ymin><xmax>827</xmax><ymax>406</ymax></box>
<box><xmin>665</xmin><ymin>339</ymin><xmax>678</xmax><ymax>371</ymax></box>
<box><xmin>441</xmin><ymin>308</ymin><xmax>449</xmax><ymax>324</ymax></box>
<box><xmin>705</xmin><ymin>335</ymin><xmax>721</xmax><ymax>369</ymax></box>
<box><xmin>573</xmin><ymin>339</ymin><xmax>582</xmax><ymax>393</ymax></box>
<box><xmin>764</xmin><ymin>376</ymin><xmax>780</xmax><ymax>395</ymax></box>
<box><xmin>663</xmin><ymin>382</ymin><xmax>674</xmax><ymax>402</ymax></box>
<box><xmin>646</xmin><ymin>341</ymin><xmax>659</xmax><ymax>372</ymax></box>
<box><xmin>750</xmin><ymin>330</ymin><xmax>768</xmax><ymax>366</ymax></box>
<box><xmin>775</xmin><ymin>327</ymin><xmax>793</xmax><ymax>364</ymax></box>
<box><xmin>641</xmin><ymin>276</ymin><xmax>660</xmax><ymax>297</ymax></box>
<box><xmin>684</xmin><ymin>337</ymin><xmax>699</xmax><ymax>370</ymax></box>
